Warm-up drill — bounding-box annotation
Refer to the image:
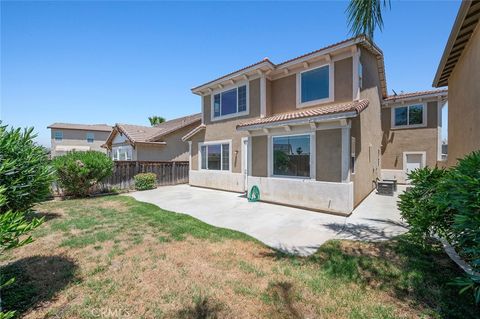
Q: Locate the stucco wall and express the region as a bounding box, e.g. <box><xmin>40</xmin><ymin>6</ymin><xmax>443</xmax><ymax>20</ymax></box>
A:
<box><xmin>381</xmin><ymin>101</ymin><xmax>439</xmax><ymax>170</ymax></box>
<box><xmin>251</xmin><ymin>135</ymin><xmax>268</xmax><ymax>177</ymax></box>
<box><xmin>447</xmin><ymin>25</ymin><xmax>480</xmax><ymax>166</ymax></box>
<box><xmin>50</xmin><ymin>128</ymin><xmax>110</xmax><ymax>157</ymax></box>
<box><xmin>248</xmin><ymin>176</ymin><xmax>354</xmax><ymax>214</ymax></box>
<box><xmin>350</xmin><ymin>48</ymin><xmax>383</xmax><ymax>206</ymax></box>
<box><xmin>190</xmin><ymin>170</ymin><xmax>245</xmax><ymax>193</ymax></box>
<box><xmin>269</xmin><ymin>57</ymin><xmax>353</xmax><ymax>115</ymax></box>
<box><xmin>316</xmin><ymin>129</ymin><xmax>342</xmax><ymax>182</ymax></box>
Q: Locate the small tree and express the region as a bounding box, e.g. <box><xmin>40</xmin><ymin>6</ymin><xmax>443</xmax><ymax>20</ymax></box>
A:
<box><xmin>53</xmin><ymin>151</ymin><xmax>114</xmax><ymax>197</ymax></box>
<box><xmin>148</xmin><ymin>116</ymin><xmax>166</xmax><ymax>126</ymax></box>
<box><xmin>0</xmin><ymin>123</ymin><xmax>54</xmax><ymax>213</ymax></box>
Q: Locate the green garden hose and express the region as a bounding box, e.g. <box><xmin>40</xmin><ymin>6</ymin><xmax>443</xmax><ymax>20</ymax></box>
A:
<box><xmin>248</xmin><ymin>185</ymin><xmax>260</xmax><ymax>202</ymax></box>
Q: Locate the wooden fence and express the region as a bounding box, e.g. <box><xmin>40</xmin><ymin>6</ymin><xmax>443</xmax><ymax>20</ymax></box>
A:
<box><xmin>106</xmin><ymin>161</ymin><xmax>189</xmax><ymax>189</ymax></box>
<box><xmin>52</xmin><ymin>161</ymin><xmax>189</xmax><ymax>195</ymax></box>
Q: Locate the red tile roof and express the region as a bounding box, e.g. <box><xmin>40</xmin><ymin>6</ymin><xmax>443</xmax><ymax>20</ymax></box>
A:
<box><xmin>237</xmin><ymin>100</ymin><xmax>369</xmax><ymax>129</ymax></box>
<box><xmin>383</xmin><ymin>89</ymin><xmax>448</xmax><ymax>102</ymax></box>
<box><xmin>47</xmin><ymin>123</ymin><xmax>112</xmax><ymax>132</ymax></box>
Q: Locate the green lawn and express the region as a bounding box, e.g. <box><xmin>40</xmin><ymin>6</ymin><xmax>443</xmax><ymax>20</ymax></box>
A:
<box><xmin>2</xmin><ymin>195</ymin><xmax>478</xmax><ymax>318</ymax></box>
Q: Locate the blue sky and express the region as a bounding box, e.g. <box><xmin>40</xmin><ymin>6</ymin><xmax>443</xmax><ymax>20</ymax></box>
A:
<box><xmin>1</xmin><ymin>1</ymin><xmax>458</xmax><ymax>146</ymax></box>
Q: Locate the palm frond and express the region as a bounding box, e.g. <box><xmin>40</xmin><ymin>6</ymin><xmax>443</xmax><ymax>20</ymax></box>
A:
<box><xmin>346</xmin><ymin>0</ymin><xmax>390</xmax><ymax>39</ymax></box>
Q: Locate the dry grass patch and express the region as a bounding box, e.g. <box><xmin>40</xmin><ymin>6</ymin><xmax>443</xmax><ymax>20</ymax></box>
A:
<box><xmin>1</xmin><ymin>196</ymin><xmax>478</xmax><ymax>318</ymax></box>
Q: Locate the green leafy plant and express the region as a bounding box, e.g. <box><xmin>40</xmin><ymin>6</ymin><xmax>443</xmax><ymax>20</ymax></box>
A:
<box><xmin>53</xmin><ymin>151</ymin><xmax>114</xmax><ymax>197</ymax></box>
<box><xmin>346</xmin><ymin>0</ymin><xmax>391</xmax><ymax>39</ymax></box>
<box><xmin>398</xmin><ymin>167</ymin><xmax>448</xmax><ymax>242</ymax></box>
<box><xmin>148</xmin><ymin>116</ymin><xmax>166</xmax><ymax>126</ymax></box>
<box><xmin>134</xmin><ymin>173</ymin><xmax>157</xmax><ymax>191</ymax></box>
<box><xmin>0</xmin><ymin>123</ymin><xmax>54</xmax><ymax>213</ymax></box>
<box><xmin>398</xmin><ymin>151</ymin><xmax>480</xmax><ymax>304</ymax></box>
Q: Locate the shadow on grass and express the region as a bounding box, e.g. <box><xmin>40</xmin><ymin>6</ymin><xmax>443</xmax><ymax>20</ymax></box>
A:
<box><xmin>265</xmin><ymin>281</ymin><xmax>302</xmax><ymax>319</ymax></box>
<box><xmin>263</xmin><ymin>234</ymin><xmax>479</xmax><ymax>318</ymax></box>
<box><xmin>26</xmin><ymin>210</ymin><xmax>62</xmax><ymax>222</ymax></box>
<box><xmin>1</xmin><ymin>255</ymin><xmax>79</xmax><ymax>316</ymax></box>
<box><xmin>176</xmin><ymin>295</ymin><xmax>223</xmax><ymax>319</ymax></box>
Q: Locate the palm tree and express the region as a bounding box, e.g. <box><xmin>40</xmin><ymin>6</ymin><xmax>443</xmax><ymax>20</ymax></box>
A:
<box><xmin>346</xmin><ymin>0</ymin><xmax>391</xmax><ymax>39</ymax></box>
<box><xmin>148</xmin><ymin>116</ymin><xmax>166</xmax><ymax>126</ymax></box>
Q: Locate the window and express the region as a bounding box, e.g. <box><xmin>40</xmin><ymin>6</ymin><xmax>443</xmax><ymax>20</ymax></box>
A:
<box><xmin>54</xmin><ymin>131</ymin><xmax>63</xmax><ymax>141</ymax></box>
<box><xmin>213</xmin><ymin>85</ymin><xmax>247</xmax><ymax>119</ymax></box>
<box><xmin>300</xmin><ymin>65</ymin><xmax>330</xmax><ymax>104</ymax></box>
<box><xmin>393</xmin><ymin>104</ymin><xmax>425</xmax><ymax>127</ymax></box>
<box><xmin>86</xmin><ymin>132</ymin><xmax>94</xmax><ymax>143</ymax></box>
<box><xmin>112</xmin><ymin>146</ymin><xmax>132</xmax><ymax>161</ymax></box>
<box><xmin>272</xmin><ymin>134</ymin><xmax>310</xmax><ymax>178</ymax></box>
<box><xmin>200</xmin><ymin>142</ymin><xmax>230</xmax><ymax>171</ymax></box>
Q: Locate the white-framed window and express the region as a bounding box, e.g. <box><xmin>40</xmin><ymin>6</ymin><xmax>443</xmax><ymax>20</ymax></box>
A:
<box><xmin>392</xmin><ymin>103</ymin><xmax>427</xmax><ymax>128</ymax></box>
<box><xmin>270</xmin><ymin>133</ymin><xmax>313</xmax><ymax>178</ymax></box>
<box><xmin>297</xmin><ymin>63</ymin><xmax>334</xmax><ymax>108</ymax></box>
<box><xmin>211</xmin><ymin>84</ymin><xmax>248</xmax><ymax>121</ymax></box>
<box><xmin>112</xmin><ymin>146</ymin><xmax>132</xmax><ymax>161</ymax></box>
<box><xmin>199</xmin><ymin>140</ymin><xmax>231</xmax><ymax>171</ymax></box>
<box><xmin>86</xmin><ymin>132</ymin><xmax>94</xmax><ymax>143</ymax></box>
<box><xmin>54</xmin><ymin>131</ymin><xmax>63</xmax><ymax>141</ymax></box>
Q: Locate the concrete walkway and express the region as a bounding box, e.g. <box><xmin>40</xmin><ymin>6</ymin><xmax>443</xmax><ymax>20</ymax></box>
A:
<box><xmin>127</xmin><ymin>184</ymin><xmax>408</xmax><ymax>256</ymax></box>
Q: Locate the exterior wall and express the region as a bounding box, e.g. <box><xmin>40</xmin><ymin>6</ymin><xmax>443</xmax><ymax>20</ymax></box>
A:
<box><xmin>204</xmin><ymin>78</ymin><xmax>261</xmax><ymax>125</ymax></box>
<box><xmin>447</xmin><ymin>25</ymin><xmax>480</xmax><ymax>166</ymax></box>
<box><xmin>251</xmin><ymin>135</ymin><xmax>268</xmax><ymax>177</ymax></box>
<box><xmin>269</xmin><ymin>57</ymin><xmax>353</xmax><ymax>115</ymax></box>
<box><xmin>381</xmin><ymin>101</ymin><xmax>439</xmax><ymax>182</ymax></box>
<box><xmin>350</xmin><ymin>48</ymin><xmax>383</xmax><ymax>206</ymax></box>
<box><xmin>316</xmin><ymin>129</ymin><xmax>342</xmax><ymax>182</ymax></box>
<box><xmin>248</xmin><ymin>176</ymin><xmax>353</xmax><ymax>214</ymax></box>
<box><xmin>50</xmin><ymin>128</ymin><xmax>110</xmax><ymax>157</ymax></box>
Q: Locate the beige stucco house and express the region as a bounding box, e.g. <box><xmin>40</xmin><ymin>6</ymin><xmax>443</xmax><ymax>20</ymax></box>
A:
<box><xmin>433</xmin><ymin>0</ymin><xmax>480</xmax><ymax>166</ymax></box>
<box><xmin>47</xmin><ymin>123</ymin><xmax>112</xmax><ymax>157</ymax></box>
<box><xmin>103</xmin><ymin>114</ymin><xmax>201</xmax><ymax>161</ymax></box>
<box><xmin>381</xmin><ymin>89</ymin><xmax>448</xmax><ymax>183</ymax></box>
<box><xmin>183</xmin><ymin>36</ymin><xmax>387</xmax><ymax>215</ymax></box>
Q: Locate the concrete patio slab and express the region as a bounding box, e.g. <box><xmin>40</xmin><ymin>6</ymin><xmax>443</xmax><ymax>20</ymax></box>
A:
<box><xmin>127</xmin><ymin>184</ymin><xmax>408</xmax><ymax>256</ymax></box>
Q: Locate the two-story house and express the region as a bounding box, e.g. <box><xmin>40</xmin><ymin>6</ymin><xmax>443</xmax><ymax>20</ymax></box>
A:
<box><xmin>381</xmin><ymin>89</ymin><xmax>448</xmax><ymax>183</ymax></box>
<box><xmin>183</xmin><ymin>36</ymin><xmax>387</xmax><ymax>215</ymax></box>
<box><xmin>47</xmin><ymin>123</ymin><xmax>112</xmax><ymax>157</ymax></box>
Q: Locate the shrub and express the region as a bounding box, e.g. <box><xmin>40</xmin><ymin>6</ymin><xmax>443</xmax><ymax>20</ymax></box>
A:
<box><xmin>134</xmin><ymin>173</ymin><xmax>157</xmax><ymax>191</ymax></box>
<box><xmin>398</xmin><ymin>167</ymin><xmax>448</xmax><ymax>241</ymax></box>
<box><xmin>436</xmin><ymin>151</ymin><xmax>480</xmax><ymax>303</ymax></box>
<box><xmin>0</xmin><ymin>123</ymin><xmax>54</xmax><ymax>213</ymax></box>
<box><xmin>53</xmin><ymin>151</ymin><xmax>113</xmax><ymax>197</ymax></box>
<box><xmin>398</xmin><ymin>151</ymin><xmax>480</xmax><ymax>303</ymax></box>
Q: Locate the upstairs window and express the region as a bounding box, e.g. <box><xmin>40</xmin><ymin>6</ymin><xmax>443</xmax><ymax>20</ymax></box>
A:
<box><xmin>200</xmin><ymin>142</ymin><xmax>230</xmax><ymax>171</ymax></box>
<box><xmin>54</xmin><ymin>131</ymin><xmax>63</xmax><ymax>141</ymax></box>
<box><xmin>86</xmin><ymin>132</ymin><xmax>94</xmax><ymax>143</ymax></box>
<box><xmin>213</xmin><ymin>85</ymin><xmax>247</xmax><ymax>119</ymax></box>
<box><xmin>393</xmin><ymin>104</ymin><xmax>425</xmax><ymax>128</ymax></box>
<box><xmin>300</xmin><ymin>65</ymin><xmax>330</xmax><ymax>105</ymax></box>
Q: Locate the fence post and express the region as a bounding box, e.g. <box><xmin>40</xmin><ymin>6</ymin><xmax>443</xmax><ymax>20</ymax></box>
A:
<box><xmin>172</xmin><ymin>161</ymin><xmax>176</xmax><ymax>185</ymax></box>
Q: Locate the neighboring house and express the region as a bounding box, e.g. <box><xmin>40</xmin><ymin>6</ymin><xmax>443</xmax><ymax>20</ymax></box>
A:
<box><xmin>103</xmin><ymin>114</ymin><xmax>201</xmax><ymax>161</ymax></box>
<box><xmin>183</xmin><ymin>35</ymin><xmax>387</xmax><ymax>215</ymax></box>
<box><xmin>47</xmin><ymin>123</ymin><xmax>112</xmax><ymax>157</ymax></box>
<box><xmin>433</xmin><ymin>0</ymin><xmax>480</xmax><ymax>166</ymax></box>
<box><xmin>381</xmin><ymin>89</ymin><xmax>448</xmax><ymax>183</ymax></box>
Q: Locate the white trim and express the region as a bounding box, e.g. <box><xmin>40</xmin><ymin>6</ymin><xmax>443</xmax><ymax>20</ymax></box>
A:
<box><xmin>210</xmin><ymin>82</ymin><xmax>249</xmax><ymax>122</ymax></box>
<box><xmin>260</xmin><ymin>75</ymin><xmax>266</xmax><ymax>118</ymax></box>
<box><xmin>437</xmin><ymin>101</ymin><xmax>445</xmax><ymax>161</ymax></box>
<box><xmin>241</xmin><ymin>137</ymin><xmax>249</xmax><ymax>191</ymax></box>
<box><xmin>383</xmin><ymin>91</ymin><xmax>448</xmax><ymax>106</ymax></box>
<box><xmin>341</xmin><ymin>126</ymin><xmax>351</xmax><ymax>182</ymax></box>
<box><xmin>296</xmin><ymin>62</ymin><xmax>334</xmax><ymax>108</ymax></box>
<box><xmin>201</xmin><ymin>96</ymin><xmax>205</xmax><ymax>124</ymax></box>
<box><xmin>268</xmin><ymin>132</ymin><xmax>315</xmax><ymax>179</ymax></box>
<box><xmin>188</xmin><ymin>141</ymin><xmax>192</xmax><ymax>167</ymax></box>
<box><xmin>198</xmin><ymin>139</ymin><xmax>232</xmax><ymax>173</ymax></box>
<box><xmin>391</xmin><ymin>102</ymin><xmax>428</xmax><ymax>129</ymax></box>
